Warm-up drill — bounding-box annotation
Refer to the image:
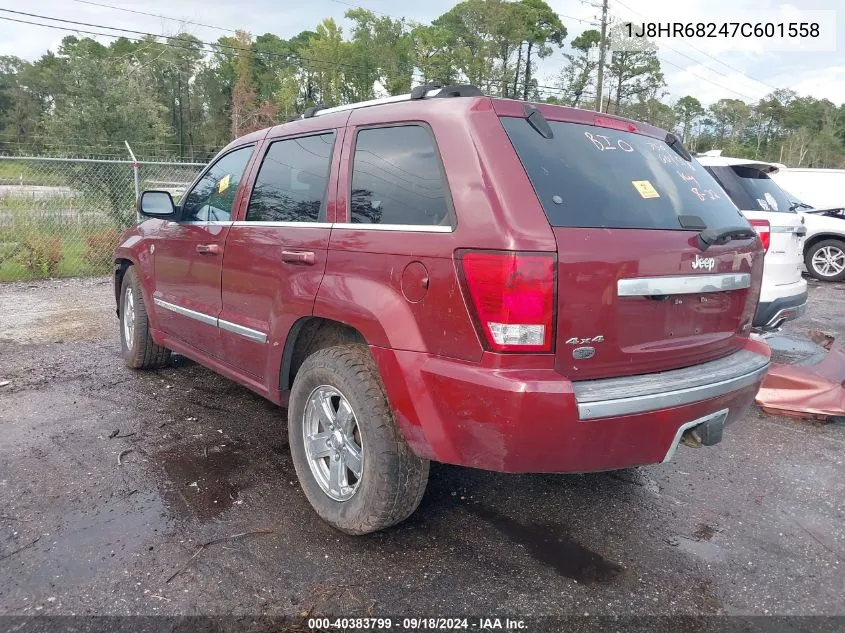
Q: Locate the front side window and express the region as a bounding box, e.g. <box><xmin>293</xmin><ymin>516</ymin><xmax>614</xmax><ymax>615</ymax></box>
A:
<box><xmin>180</xmin><ymin>145</ymin><xmax>254</xmax><ymax>221</ymax></box>
<box><xmin>350</xmin><ymin>125</ymin><xmax>452</xmax><ymax>226</ymax></box>
<box><xmin>246</xmin><ymin>133</ymin><xmax>336</xmax><ymax>223</ymax></box>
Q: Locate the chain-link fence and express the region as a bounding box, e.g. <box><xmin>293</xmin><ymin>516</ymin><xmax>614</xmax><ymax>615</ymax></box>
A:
<box><xmin>0</xmin><ymin>156</ymin><xmax>206</xmax><ymax>281</ymax></box>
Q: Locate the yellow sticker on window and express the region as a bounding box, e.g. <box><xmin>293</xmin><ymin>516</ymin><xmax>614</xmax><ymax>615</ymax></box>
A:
<box><xmin>632</xmin><ymin>180</ymin><xmax>659</xmax><ymax>199</ymax></box>
<box><xmin>218</xmin><ymin>174</ymin><xmax>231</xmax><ymax>194</ymax></box>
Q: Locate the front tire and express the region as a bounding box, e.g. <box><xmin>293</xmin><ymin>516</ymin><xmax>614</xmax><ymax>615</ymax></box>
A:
<box><xmin>805</xmin><ymin>239</ymin><xmax>845</xmax><ymax>282</ymax></box>
<box><xmin>288</xmin><ymin>344</ymin><xmax>429</xmax><ymax>535</ymax></box>
<box><xmin>119</xmin><ymin>267</ymin><xmax>171</xmax><ymax>369</ymax></box>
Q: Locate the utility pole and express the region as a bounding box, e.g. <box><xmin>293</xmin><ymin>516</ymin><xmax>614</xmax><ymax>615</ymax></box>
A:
<box><xmin>595</xmin><ymin>0</ymin><xmax>609</xmax><ymax>113</ymax></box>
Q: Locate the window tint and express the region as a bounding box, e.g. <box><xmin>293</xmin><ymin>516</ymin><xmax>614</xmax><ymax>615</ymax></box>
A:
<box><xmin>705</xmin><ymin>165</ymin><xmax>796</xmax><ymax>213</ymax></box>
<box><xmin>246</xmin><ymin>133</ymin><xmax>336</xmax><ymax>223</ymax></box>
<box><xmin>181</xmin><ymin>146</ymin><xmax>253</xmax><ymax>222</ymax></box>
<box><xmin>501</xmin><ymin>117</ymin><xmax>746</xmax><ymax>230</ymax></box>
<box><xmin>350</xmin><ymin>125</ymin><xmax>451</xmax><ymax>226</ymax></box>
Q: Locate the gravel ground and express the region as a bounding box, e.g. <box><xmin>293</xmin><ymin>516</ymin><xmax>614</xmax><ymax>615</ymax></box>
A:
<box><xmin>0</xmin><ymin>276</ymin><xmax>843</xmax><ymax>623</ymax></box>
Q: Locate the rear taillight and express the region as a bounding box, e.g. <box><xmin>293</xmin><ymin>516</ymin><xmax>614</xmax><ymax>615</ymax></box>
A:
<box><xmin>750</xmin><ymin>219</ymin><xmax>770</xmax><ymax>252</ymax></box>
<box><xmin>458</xmin><ymin>250</ymin><xmax>556</xmax><ymax>353</ymax></box>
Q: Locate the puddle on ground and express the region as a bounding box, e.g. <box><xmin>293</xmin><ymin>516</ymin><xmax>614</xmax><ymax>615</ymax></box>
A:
<box><xmin>762</xmin><ymin>333</ymin><xmax>826</xmax><ymax>366</ymax></box>
<box><xmin>464</xmin><ymin>504</ymin><xmax>624</xmax><ymax>583</ymax></box>
<box><xmin>156</xmin><ymin>440</ymin><xmax>253</xmax><ymax>521</ymax></box>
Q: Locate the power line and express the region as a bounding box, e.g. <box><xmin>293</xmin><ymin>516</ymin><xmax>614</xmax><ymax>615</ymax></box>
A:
<box><xmin>656</xmin><ymin>55</ymin><xmax>758</xmax><ymax>102</ymax></box>
<box><xmin>0</xmin><ymin>8</ymin><xmax>631</xmax><ymax>101</ymax></box>
<box><xmin>67</xmin><ymin>0</ymin><xmax>235</xmax><ymax>34</ymax></box>
<box><xmin>0</xmin><ymin>10</ymin><xmax>404</xmax><ymax>75</ymax></box>
<box><xmin>0</xmin><ymin>9</ymin><xmax>578</xmax><ymax>96</ymax></box>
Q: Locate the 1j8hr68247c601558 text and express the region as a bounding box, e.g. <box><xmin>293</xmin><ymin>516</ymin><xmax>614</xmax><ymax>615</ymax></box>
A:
<box><xmin>624</xmin><ymin>21</ymin><xmax>819</xmax><ymax>39</ymax></box>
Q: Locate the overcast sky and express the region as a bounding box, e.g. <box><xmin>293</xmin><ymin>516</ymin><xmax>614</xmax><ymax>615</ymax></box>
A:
<box><xmin>0</xmin><ymin>0</ymin><xmax>843</xmax><ymax>106</ymax></box>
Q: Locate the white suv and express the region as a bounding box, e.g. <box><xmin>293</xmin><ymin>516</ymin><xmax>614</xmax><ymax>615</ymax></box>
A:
<box><xmin>768</xmin><ymin>170</ymin><xmax>845</xmax><ymax>283</ymax></box>
<box><xmin>697</xmin><ymin>153</ymin><xmax>807</xmax><ymax>329</ymax></box>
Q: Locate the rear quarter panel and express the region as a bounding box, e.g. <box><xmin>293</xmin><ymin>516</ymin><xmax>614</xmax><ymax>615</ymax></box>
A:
<box><xmin>315</xmin><ymin>98</ymin><xmax>557</xmax><ymax>360</ymax></box>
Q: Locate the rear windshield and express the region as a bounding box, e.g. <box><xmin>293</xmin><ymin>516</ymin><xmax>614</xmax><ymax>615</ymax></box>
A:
<box><xmin>501</xmin><ymin>117</ymin><xmax>745</xmax><ymax>230</ymax></box>
<box><xmin>704</xmin><ymin>165</ymin><xmax>796</xmax><ymax>213</ymax></box>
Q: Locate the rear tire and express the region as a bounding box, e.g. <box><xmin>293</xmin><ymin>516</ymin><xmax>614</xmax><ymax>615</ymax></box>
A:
<box><xmin>805</xmin><ymin>239</ymin><xmax>845</xmax><ymax>282</ymax></box>
<box><xmin>119</xmin><ymin>267</ymin><xmax>171</xmax><ymax>369</ymax></box>
<box><xmin>288</xmin><ymin>344</ymin><xmax>429</xmax><ymax>535</ymax></box>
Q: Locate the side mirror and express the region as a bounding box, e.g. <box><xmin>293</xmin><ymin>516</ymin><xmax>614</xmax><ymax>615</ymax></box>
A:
<box><xmin>138</xmin><ymin>190</ymin><xmax>177</xmax><ymax>219</ymax></box>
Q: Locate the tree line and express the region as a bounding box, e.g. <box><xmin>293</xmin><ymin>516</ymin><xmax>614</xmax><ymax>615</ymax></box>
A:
<box><xmin>0</xmin><ymin>0</ymin><xmax>843</xmax><ymax>167</ymax></box>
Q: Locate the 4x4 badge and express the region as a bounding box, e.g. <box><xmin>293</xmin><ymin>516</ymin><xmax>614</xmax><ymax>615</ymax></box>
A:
<box><xmin>565</xmin><ymin>335</ymin><xmax>604</xmax><ymax>345</ymax></box>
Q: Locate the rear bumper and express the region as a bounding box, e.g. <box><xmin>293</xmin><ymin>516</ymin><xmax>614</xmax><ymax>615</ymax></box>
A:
<box><xmin>371</xmin><ymin>338</ymin><xmax>770</xmax><ymax>474</ymax></box>
<box><xmin>754</xmin><ymin>288</ymin><xmax>808</xmax><ymax>329</ymax></box>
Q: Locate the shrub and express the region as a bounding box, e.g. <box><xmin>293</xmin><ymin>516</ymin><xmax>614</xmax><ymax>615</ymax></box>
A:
<box><xmin>18</xmin><ymin>235</ymin><xmax>63</xmax><ymax>277</ymax></box>
<box><xmin>84</xmin><ymin>228</ymin><xmax>122</xmax><ymax>272</ymax></box>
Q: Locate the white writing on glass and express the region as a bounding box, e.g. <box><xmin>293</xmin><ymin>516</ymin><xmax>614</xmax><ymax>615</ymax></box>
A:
<box><xmin>584</xmin><ymin>131</ymin><xmax>635</xmax><ymax>152</ymax></box>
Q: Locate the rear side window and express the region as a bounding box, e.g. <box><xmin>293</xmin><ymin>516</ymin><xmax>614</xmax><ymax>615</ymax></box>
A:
<box><xmin>350</xmin><ymin>125</ymin><xmax>452</xmax><ymax>226</ymax></box>
<box><xmin>246</xmin><ymin>132</ymin><xmax>335</xmax><ymax>223</ymax></box>
<box><xmin>501</xmin><ymin>117</ymin><xmax>745</xmax><ymax>230</ymax></box>
<box><xmin>704</xmin><ymin>166</ymin><xmax>796</xmax><ymax>214</ymax></box>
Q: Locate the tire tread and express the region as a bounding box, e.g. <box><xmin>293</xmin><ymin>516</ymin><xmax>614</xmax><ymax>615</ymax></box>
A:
<box><xmin>289</xmin><ymin>344</ymin><xmax>428</xmax><ymax>534</ymax></box>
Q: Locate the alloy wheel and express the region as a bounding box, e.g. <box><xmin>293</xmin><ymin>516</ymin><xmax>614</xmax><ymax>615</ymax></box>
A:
<box><xmin>811</xmin><ymin>245</ymin><xmax>845</xmax><ymax>278</ymax></box>
<box><xmin>302</xmin><ymin>385</ymin><xmax>364</xmax><ymax>501</ymax></box>
<box><xmin>123</xmin><ymin>287</ymin><xmax>135</xmax><ymax>349</ymax></box>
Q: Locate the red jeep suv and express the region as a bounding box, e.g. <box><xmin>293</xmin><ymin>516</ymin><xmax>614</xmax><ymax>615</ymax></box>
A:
<box><xmin>114</xmin><ymin>85</ymin><xmax>770</xmax><ymax>534</ymax></box>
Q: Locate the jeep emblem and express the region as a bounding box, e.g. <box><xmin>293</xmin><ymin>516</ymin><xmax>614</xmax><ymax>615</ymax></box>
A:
<box><xmin>691</xmin><ymin>254</ymin><xmax>715</xmax><ymax>271</ymax></box>
<box><xmin>572</xmin><ymin>346</ymin><xmax>595</xmax><ymax>360</ymax></box>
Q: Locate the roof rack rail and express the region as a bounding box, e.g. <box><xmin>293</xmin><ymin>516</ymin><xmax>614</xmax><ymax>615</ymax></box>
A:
<box><xmin>302</xmin><ymin>104</ymin><xmax>329</xmax><ymax>119</ymax></box>
<box><xmin>302</xmin><ymin>83</ymin><xmax>483</xmax><ymax>119</ymax></box>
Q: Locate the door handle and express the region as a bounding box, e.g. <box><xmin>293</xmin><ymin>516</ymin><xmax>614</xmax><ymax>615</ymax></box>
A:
<box><xmin>280</xmin><ymin>250</ymin><xmax>316</xmax><ymax>265</ymax></box>
<box><xmin>196</xmin><ymin>243</ymin><xmax>220</xmax><ymax>255</ymax></box>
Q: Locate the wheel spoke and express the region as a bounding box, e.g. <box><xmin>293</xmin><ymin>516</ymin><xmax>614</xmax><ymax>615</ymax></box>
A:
<box><xmin>328</xmin><ymin>451</ymin><xmax>345</xmax><ymax>495</ymax></box>
<box><xmin>319</xmin><ymin>392</ymin><xmax>336</xmax><ymax>428</ymax></box>
<box><xmin>343</xmin><ymin>440</ymin><xmax>363</xmax><ymax>478</ymax></box>
<box><xmin>309</xmin><ymin>392</ymin><xmax>334</xmax><ymax>429</ymax></box>
<box><xmin>306</xmin><ymin>432</ymin><xmax>333</xmax><ymax>460</ymax></box>
<box><xmin>336</xmin><ymin>399</ymin><xmax>354</xmax><ymax>435</ymax></box>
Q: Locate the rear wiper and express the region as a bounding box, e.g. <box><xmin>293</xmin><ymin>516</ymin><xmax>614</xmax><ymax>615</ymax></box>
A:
<box><xmin>789</xmin><ymin>201</ymin><xmax>812</xmax><ymax>211</ymax></box>
<box><xmin>802</xmin><ymin>206</ymin><xmax>845</xmax><ymax>215</ymax></box>
<box><xmin>697</xmin><ymin>226</ymin><xmax>756</xmax><ymax>251</ymax></box>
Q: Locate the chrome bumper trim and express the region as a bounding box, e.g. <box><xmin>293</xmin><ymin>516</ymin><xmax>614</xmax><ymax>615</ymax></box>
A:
<box><xmin>765</xmin><ymin>301</ymin><xmax>807</xmax><ymax>329</ymax></box>
<box><xmin>573</xmin><ymin>350</ymin><xmax>770</xmax><ymax>420</ymax></box>
<box><xmin>662</xmin><ymin>409</ymin><xmax>729</xmax><ymax>463</ymax></box>
<box><xmin>617</xmin><ymin>273</ymin><xmax>751</xmax><ymax>297</ymax></box>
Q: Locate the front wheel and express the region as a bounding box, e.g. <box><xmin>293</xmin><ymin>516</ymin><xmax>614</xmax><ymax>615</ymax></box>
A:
<box><xmin>805</xmin><ymin>239</ymin><xmax>845</xmax><ymax>282</ymax></box>
<box><xmin>288</xmin><ymin>344</ymin><xmax>429</xmax><ymax>535</ymax></box>
<box><xmin>119</xmin><ymin>267</ymin><xmax>171</xmax><ymax>369</ymax></box>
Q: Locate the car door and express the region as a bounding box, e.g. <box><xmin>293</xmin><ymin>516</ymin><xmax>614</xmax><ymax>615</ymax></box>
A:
<box><xmin>705</xmin><ymin>165</ymin><xmax>805</xmax><ymax>289</ymax></box>
<box><xmin>218</xmin><ymin>129</ymin><xmax>341</xmax><ymax>383</ymax></box>
<box><xmin>152</xmin><ymin>145</ymin><xmax>256</xmax><ymax>356</ymax></box>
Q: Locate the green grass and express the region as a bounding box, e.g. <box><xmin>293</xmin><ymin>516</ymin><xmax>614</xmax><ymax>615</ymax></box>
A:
<box><xmin>0</xmin><ymin>160</ymin><xmax>68</xmax><ymax>186</ymax></box>
<box><xmin>0</xmin><ymin>236</ymin><xmax>108</xmax><ymax>282</ymax></box>
<box><xmin>0</xmin><ymin>212</ymin><xmax>119</xmax><ymax>282</ymax></box>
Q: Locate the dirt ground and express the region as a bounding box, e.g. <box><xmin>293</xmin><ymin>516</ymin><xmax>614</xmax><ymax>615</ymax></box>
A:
<box><xmin>0</xmin><ymin>276</ymin><xmax>843</xmax><ymax>622</ymax></box>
